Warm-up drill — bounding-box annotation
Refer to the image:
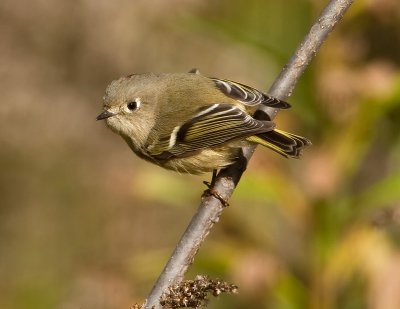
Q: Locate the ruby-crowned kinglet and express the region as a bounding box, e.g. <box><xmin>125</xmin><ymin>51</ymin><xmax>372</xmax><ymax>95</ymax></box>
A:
<box><xmin>97</xmin><ymin>72</ymin><xmax>311</xmax><ymax>174</ymax></box>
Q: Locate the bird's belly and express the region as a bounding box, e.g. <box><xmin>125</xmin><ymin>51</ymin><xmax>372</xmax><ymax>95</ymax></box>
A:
<box><xmin>161</xmin><ymin>146</ymin><xmax>240</xmax><ymax>174</ymax></box>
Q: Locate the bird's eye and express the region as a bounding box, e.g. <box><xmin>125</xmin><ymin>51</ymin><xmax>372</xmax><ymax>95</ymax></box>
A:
<box><xmin>127</xmin><ymin>101</ymin><xmax>137</xmax><ymax>110</ymax></box>
<box><xmin>125</xmin><ymin>98</ymin><xmax>141</xmax><ymax>112</ymax></box>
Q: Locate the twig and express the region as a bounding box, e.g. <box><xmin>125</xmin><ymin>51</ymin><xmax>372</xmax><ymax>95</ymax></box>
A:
<box><xmin>144</xmin><ymin>1</ymin><xmax>354</xmax><ymax>308</ymax></box>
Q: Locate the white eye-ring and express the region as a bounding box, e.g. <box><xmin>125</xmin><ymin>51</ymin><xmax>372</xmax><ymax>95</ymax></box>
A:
<box><xmin>126</xmin><ymin>97</ymin><xmax>141</xmax><ymax>112</ymax></box>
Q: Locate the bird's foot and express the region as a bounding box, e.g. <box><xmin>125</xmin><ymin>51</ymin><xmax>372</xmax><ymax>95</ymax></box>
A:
<box><xmin>202</xmin><ymin>170</ymin><xmax>229</xmax><ymax>207</ymax></box>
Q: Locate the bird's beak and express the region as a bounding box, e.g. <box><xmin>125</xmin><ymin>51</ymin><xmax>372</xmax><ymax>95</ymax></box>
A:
<box><xmin>96</xmin><ymin>110</ymin><xmax>116</xmax><ymax>120</ymax></box>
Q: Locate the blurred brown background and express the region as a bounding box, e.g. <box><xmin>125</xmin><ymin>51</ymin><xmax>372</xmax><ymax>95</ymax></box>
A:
<box><xmin>1</xmin><ymin>0</ymin><xmax>400</xmax><ymax>308</ymax></box>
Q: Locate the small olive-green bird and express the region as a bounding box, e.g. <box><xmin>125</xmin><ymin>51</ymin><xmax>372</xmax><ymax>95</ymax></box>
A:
<box><xmin>97</xmin><ymin>72</ymin><xmax>311</xmax><ymax>174</ymax></box>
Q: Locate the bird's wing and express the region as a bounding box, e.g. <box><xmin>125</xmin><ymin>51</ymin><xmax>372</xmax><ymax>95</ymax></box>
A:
<box><xmin>211</xmin><ymin>78</ymin><xmax>291</xmax><ymax>109</ymax></box>
<box><xmin>147</xmin><ymin>103</ymin><xmax>275</xmax><ymax>160</ymax></box>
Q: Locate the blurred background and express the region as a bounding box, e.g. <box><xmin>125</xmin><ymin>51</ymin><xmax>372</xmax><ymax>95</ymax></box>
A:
<box><xmin>1</xmin><ymin>0</ymin><xmax>400</xmax><ymax>308</ymax></box>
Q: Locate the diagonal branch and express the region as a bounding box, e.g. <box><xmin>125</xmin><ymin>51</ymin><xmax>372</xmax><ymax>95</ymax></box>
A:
<box><xmin>144</xmin><ymin>0</ymin><xmax>354</xmax><ymax>308</ymax></box>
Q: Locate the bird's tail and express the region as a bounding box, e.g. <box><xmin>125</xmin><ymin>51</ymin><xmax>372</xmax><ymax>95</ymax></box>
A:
<box><xmin>247</xmin><ymin>129</ymin><xmax>312</xmax><ymax>158</ymax></box>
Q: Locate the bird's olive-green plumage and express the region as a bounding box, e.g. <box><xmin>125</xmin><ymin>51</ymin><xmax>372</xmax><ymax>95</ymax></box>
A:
<box><xmin>97</xmin><ymin>72</ymin><xmax>311</xmax><ymax>174</ymax></box>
